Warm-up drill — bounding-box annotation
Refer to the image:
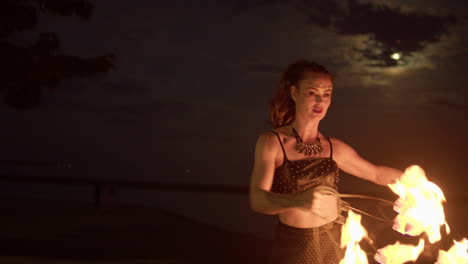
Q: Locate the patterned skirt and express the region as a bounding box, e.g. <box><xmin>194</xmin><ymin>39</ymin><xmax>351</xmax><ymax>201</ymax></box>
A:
<box><xmin>270</xmin><ymin>221</ymin><xmax>345</xmax><ymax>264</ymax></box>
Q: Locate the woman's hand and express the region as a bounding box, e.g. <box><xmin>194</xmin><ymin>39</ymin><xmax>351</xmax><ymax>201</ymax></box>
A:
<box><xmin>376</xmin><ymin>167</ymin><xmax>403</xmax><ymax>185</ymax></box>
<box><xmin>298</xmin><ymin>188</ymin><xmax>339</xmax><ymax>221</ymax></box>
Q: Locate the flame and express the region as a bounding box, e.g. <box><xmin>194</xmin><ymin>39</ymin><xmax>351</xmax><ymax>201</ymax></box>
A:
<box><xmin>340</xmin><ymin>243</ymin><xmax>368</xmax><ymax>264</ymax></box>
<box><xmin>388</xmin><ymin>165</ymin><xmax>449</xmax><ymax>243</ymax></box>
<box><xmin>436</xmin><ymin>238</ymin><xmax>468</xmax><ymax>264</ymax></box>
<box><xmin>374</xmin><ymin>239</ymin><xmax>425</xmax><ymax>264</ymax></box>
<box><xmin>340</xmin><ymin>210</ymin><xmax>369</xmax><ymax>264</ymax></box>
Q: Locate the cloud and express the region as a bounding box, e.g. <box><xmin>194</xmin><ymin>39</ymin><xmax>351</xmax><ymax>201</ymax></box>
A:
<box><xmin>232</xmin><ymin>0</ymin><xmax>459</xmax><ymax>67</ymax></box>
<box><xmin>31</xmin><ymin>0</ymin><xmax>466</xmax><ymax>111</ymax></box>
<box><xmin>302</xmin><ymin>0</ymin><xmax>457</xmax><ymax>65</ymax></box>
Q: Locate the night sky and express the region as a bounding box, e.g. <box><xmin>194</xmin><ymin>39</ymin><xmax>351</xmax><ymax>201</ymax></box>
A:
<box><xmin>1</xmin><ymin>0</ymin><xmax>467</xmax><ymax>238</ymax></box>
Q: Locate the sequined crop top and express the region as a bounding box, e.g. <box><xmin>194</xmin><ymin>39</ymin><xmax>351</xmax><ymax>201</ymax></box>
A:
<box><xmin>270</xmin><ymin>131</ymin><xmax>340</xmax><ymax>194</ymax></box>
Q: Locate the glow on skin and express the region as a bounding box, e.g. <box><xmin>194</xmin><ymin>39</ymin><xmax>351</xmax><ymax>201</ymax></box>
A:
<box><xmin>250</xmin><ymin>71</ymin><xmax>403</xmax><ymax>228</ymax></box>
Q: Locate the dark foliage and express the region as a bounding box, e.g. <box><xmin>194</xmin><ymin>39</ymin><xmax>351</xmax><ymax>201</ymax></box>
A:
<box><xmin>0</xmin><ymin>0</ymin><xmax>115</xmax><ymax>110</ymax></box>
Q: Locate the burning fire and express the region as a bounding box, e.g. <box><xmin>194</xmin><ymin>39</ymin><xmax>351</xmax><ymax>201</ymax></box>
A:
<box><xmin>436</xmin><ymin>238</ymin><xmax>468</xmax><ymax>264</ymax></box>
<box><xmin>388</xmin><ymin>165</ymin><xmax>449</xmax><ymax>243</ymax></box>
<box><xmin>339</xmin><ymin>165</ymin><xmax>466</xmax><ymax>264</ymax></box>
<box><xmin>340</xmin><ymin>210</ymin><xmax>369</xmax><ymax>264</ymax></box>
<box><xmin>374</xmin><ymin>239</ymin><xmax>425</xmax><ymax>264</ymax></box>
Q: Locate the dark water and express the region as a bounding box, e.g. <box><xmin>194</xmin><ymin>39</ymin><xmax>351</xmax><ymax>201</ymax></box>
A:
<box><xmin>1</xmin><ymin>160</ymin><xmax>466</xmax><ymax>263</ymax></box>
<box><xmin>0</xmin><ymin>176</ymin><xmax>466</xmax><ymax>264</ymax></box>
<box><xmin>1</xmin><ymin>178</ymin><xmax>466</xmax><ymax>241</ymax></box>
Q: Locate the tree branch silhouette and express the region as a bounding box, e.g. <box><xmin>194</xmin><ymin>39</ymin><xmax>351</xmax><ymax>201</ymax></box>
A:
<box><xmin>0</xmin><ymin>0</ymin><xmax>115</xmax><ymax>110</ymax></box>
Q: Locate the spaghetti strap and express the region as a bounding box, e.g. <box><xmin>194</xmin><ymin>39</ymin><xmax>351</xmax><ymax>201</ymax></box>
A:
<box><xmin>271</xmin><ymin>131</ymin><xmax>289</xmax><ymax>161</ymax></box>
<box><xmin>327</xmin><ymin>137</ymin><xmax>333</xmax><ymax>158</ymax></box>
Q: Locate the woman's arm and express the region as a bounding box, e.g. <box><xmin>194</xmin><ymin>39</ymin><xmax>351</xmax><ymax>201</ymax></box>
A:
<box><xmin>331</xmin><ymin>138</ymin><xmax>403</xmax><ymax>186</ymax></box>
<box><xmin>249</xmin><ymin>132</ymin><xmax>313</xmax><ymax>215</ymax></box>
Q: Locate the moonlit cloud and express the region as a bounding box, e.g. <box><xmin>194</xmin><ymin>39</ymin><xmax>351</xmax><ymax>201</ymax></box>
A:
<box><xmin>230</xmin><ymin>0</ymin><xmax>465</xmax><ymax>102</ymax></box>
<box><xmin>1</xmin><ymin>0</ymin><xmax>466</xmax><ymax>190</ymax></box>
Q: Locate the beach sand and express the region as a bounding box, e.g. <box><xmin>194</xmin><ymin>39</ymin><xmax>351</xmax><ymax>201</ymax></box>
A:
<box><xmin>1</xmin><ymin>194</ymin><xmax>465</xmax><ymax>264</ymax></box>
<box><xmin>0</xmin><ymin>196</ymin><xmax>271</xmax><ymax>264</ymax></box>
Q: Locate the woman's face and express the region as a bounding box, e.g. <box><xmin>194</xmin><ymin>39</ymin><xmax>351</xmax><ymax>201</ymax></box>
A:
<box><xmin>291</xmin><ymin>71</ymin><xmax>333</xmax><ymax>121</ymax></box>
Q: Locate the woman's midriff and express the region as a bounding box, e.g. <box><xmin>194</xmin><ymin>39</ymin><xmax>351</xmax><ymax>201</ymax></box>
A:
<box><xmin>278</xmin><ymin>198</ymin><xmax>339</xmax><ymax>228</ymax></box>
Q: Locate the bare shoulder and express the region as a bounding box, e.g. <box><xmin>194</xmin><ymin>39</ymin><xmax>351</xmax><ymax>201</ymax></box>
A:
<box><xmin>255</xmin><ymin>127</ymin><xmax>289</xmax><ymax>157</ymax></box>
<box><xmin>328</xmin><ymin>137</ymin><xmax>358</xmax><ymax>157</ymax></box>
<box><xmin>257</xmin><ymin>131</ymin><xmax>276</xmax><ymax>145</ymax></box>
<box><xmin>255</xmin><ymin>131</ymin><xmax>279</xmax><ymax>153</ymax></box>
<box><xmin>252</xmin><ymin>132</ymin><xmax>281</xmax><ymax>172</ymax></box>
<box><xmin>257</xmin><ymin>126</ymin><xmax>289</xmax><ymax>145</ymax></box>
<box><xmin>329</xmin><ymin>137</ymin><xmax>347</xmax><ymax>149</ymax></box>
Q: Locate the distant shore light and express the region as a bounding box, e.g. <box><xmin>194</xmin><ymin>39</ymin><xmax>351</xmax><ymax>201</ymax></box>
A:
<box><xmin>391</xmin><ymin>52</ymin><xmax>401</xmax><ymax>60</ymax></box>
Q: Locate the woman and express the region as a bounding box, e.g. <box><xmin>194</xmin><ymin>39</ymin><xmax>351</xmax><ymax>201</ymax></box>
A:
<box><xmin>249</xmin><ymin>60</ymin><xmax>402</xmax><ymax>264</ymax></box>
